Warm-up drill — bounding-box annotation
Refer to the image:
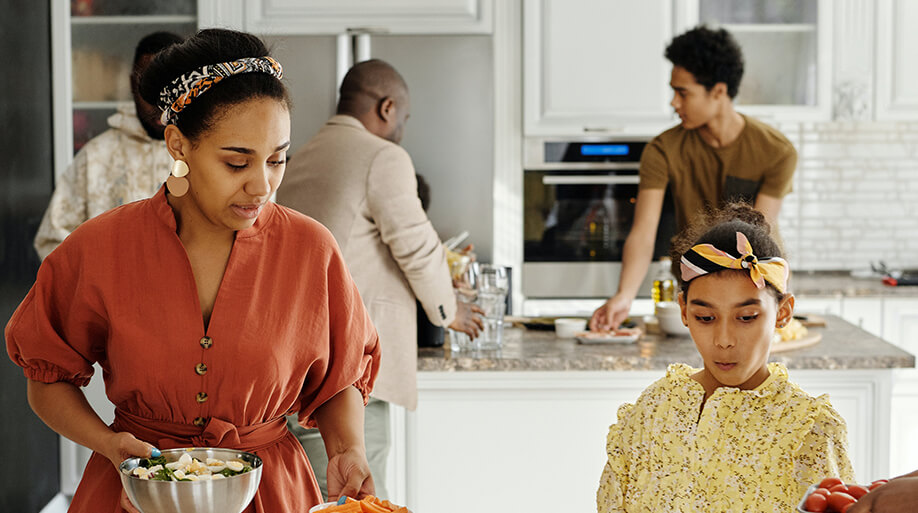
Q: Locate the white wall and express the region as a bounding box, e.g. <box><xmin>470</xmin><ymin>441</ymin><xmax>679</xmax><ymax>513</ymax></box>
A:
<box><xmin>774</xmin><ymin>120</ymin><xmax>918</xmax><ymax>271</ymax></box>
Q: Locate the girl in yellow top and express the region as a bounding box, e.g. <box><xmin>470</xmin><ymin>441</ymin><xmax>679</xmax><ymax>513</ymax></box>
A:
<box><xmin>597</xmin><ymin>204</ymin><xmax>854</xmax><ymax>513</ymax></box>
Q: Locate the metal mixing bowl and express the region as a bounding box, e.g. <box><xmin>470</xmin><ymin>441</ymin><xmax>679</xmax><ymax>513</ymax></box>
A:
<box><xmin>119</xmin><ymin>448</ymin><xmax>263</xmax><ymax>513</ymax></box>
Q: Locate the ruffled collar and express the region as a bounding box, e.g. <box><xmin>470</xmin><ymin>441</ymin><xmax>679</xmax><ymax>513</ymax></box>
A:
<box><xmin>667</xmin><ymin>362</ymin><xmax>788</xmax><ymax>399</ymax></box>
<box><xmin>150</xmin><ymin>184</ymin><xmax>275</xmax><ymax>239</ymax></box>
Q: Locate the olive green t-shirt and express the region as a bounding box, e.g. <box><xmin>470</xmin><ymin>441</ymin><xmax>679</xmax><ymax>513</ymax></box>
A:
<box><xmin>639</xmin><ymin>114</ymin><xmax>797</xmax><ymax>229</ymax></box>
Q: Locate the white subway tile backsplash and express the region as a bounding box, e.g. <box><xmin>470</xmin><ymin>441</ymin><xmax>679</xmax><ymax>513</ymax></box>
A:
<box><xmin>784</xmin><ymin>121</ymin><xmax>918</xmax><ymax>270</ymax></box>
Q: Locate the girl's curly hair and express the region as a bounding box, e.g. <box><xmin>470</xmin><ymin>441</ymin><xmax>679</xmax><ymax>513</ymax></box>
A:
<box><xmin>670</xmin><ymin>202</ymin><xmax>786</xmax><ymax>299</ymax></box>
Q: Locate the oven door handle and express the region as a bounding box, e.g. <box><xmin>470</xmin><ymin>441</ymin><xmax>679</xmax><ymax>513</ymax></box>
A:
<box><xmin>542</xmin><ymin>175</ymin><xmax>641</xmax><ymax>185</ymax></box>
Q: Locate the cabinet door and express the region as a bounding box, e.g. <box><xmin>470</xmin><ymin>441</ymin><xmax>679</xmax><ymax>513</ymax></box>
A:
<box><xmin>883</xmin><ymin>298</ymin><xmax>918</xmax><ymax>477</ymax></box>
<box><xmin>675</xmin><ymin>0</ymin><xmax>833</xmax><ymax>121</ymax></box>
<box><xmin>523</xmin><ymin>0</ymin><xmax>675</xmax><ymax>135</ymax></box>
<box><xmin>408</xmin><ymin>371</ymin><xmax>658</xmax><ymax>512</ymax></box>
<box><xmin>882</xmin><ymin>298</ymin><xmax>918</xmax><ymax>353</ymax></box>
<box><xmin>841</xmin><ymin>297</ymin><xmax>883</xmax><ymax>338</ymax></box>
<box><xmin>220</xmin><ymin>0</ymin><xmax>492</xmax><ymax>35</ymax></box>
<box><xmin>876</xmin><ymin>0</ymin><xmax>918</xmax><ymax>120</ymax></box>
<box><xmin>794</xmin><ymin>295</ymin><xmax>843</xmax><ymax>316</ymax></box>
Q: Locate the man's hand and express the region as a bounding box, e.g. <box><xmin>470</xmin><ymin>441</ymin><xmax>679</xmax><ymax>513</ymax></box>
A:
<box><xmin>848</xmin><ymin>476</ymin><xmax>918</xmax><ymax>513</ymax></box>
<box><xmin>589</xmin><ymin>294</ymin><xmax>632</xmax><ymax>332</ymax></box>
<box><xmin>449</xmin><ymin>301</ymin><xmax>485</xmax><ymax>338</ymax></box>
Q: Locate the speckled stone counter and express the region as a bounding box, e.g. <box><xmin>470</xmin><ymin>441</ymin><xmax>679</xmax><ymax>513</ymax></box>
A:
<box><xmin>417</xmin><ymin>314</ymin><xmax>915</xmax><ymax>372</ymax></box>
<box><xmin>791</xmin><ymin>271</ymin><xmax>918</xmax><ymax>297</ymax></box>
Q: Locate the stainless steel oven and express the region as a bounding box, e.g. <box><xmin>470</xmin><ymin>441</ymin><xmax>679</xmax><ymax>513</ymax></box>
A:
<box><xmin>523</xmin><ymin>137</ymin><xmax>676</xmax><ymax>298</ymax></box>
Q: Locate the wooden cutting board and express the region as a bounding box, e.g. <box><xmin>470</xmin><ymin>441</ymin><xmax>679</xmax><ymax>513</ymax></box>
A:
<box><xmin>770</xmin><ymin>331</ymin><xmax>822</xmax><ymax>353</ymax></box>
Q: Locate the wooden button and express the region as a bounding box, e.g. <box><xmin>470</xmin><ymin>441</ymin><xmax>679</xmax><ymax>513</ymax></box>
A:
<box><xmin>199</xmin><ymin>336</ymin><xmax>213</xmax><ymax>349</ymax></box>
<box><xmin>193</xmin><ymin>417</ymin><xmax>206</xmax><ymax>427</ymax></box>
<box><xmin>196</xmin><ymin>392</ymin><xmax>208</xmax><ymax>403</ymax></box>
<box><xmin>195</xmin><ymin>363</ymin><xmax>207</xmax><ymax>376</ymax></box>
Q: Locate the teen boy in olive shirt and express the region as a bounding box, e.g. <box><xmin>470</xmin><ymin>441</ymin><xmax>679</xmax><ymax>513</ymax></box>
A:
<box><xmin>590</xmin><ymin>26</ymin><xmax>797</xmax><ymax>332</ymax></box>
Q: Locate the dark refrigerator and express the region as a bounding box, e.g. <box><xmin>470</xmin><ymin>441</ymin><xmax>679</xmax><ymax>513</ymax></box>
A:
<box><xmin>0</xmin><ymin>1</ymin><xmax>61</xmax><ymax>511</ymax></box>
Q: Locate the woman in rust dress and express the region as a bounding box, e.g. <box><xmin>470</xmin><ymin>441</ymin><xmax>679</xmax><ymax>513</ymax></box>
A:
<box><xmin>5</xmin><ymin>28</ymin><xmax>380</xmax><ymax>512</ymax></box>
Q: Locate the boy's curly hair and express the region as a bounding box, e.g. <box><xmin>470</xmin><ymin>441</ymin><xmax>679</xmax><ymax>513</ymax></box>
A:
<box><xmin>670</xmin><ymin>203</ymin><xmax>786</xmax><ymax>299</ymax></box>
<box><xmin>665</xmin><ymin>25</ymin><xmax>744</xmax><ymax>99</ymax></box>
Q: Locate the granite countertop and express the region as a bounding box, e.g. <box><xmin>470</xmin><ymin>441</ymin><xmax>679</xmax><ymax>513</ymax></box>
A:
<box><xmin>791</xmin><ymin>271</ymin><xmax>918</xmax><ymax>297</ymax></box>
<box><xmin>418</xmin><ymin>314</ymin><xmax>915</xmax><ymax>372</ymax></box>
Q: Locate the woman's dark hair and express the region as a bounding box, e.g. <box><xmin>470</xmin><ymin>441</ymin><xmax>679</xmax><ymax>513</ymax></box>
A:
<box><xmin>670</xmin><ymin>203</ymin><xmax>786</xmax><ymax>300</ymax></box>
<box><xmin>665</xmin><ymin>25</ymin><xmax>744</xmax><ymax>99</ymax></box>
<box><xmin>139</xmin><ymin>28</ymin><xmax>290</xmax><ymax>141</ymax></box>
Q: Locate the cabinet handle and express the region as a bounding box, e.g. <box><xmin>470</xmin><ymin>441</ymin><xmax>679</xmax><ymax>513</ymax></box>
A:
<box><xmin>542</xmin><ymin>175</ymin><xmax>640</xmax><ymax>185</ymax></box>
<box><xmin>582</xmin><ymin>126</ymin><xmax>623</xmax><ymax>133</ymax></box>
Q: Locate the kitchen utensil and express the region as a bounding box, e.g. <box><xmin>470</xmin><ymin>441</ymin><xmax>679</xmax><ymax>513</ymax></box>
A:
<box><xmin>120</xmin><ymin>448</ymin><xmax>262</xmax><ymax>513</ymax></box>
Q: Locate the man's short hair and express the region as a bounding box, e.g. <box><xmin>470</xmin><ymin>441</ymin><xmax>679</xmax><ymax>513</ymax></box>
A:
<box><xmin>665</xmin><ymin>25</ymin><xmax>744</xmax><ymax>99</ymax></box>
<box><xmin>133</xmin><ymin>31</ymin><xmax>184</xmax><ymax>67</ymax></box>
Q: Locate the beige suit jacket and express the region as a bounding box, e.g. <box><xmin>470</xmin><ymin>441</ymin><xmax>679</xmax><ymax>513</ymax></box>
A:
<box><xmin>277</xmin><ymin>115</ymin><xmax>456</xmax><ymax>410</ymax></box>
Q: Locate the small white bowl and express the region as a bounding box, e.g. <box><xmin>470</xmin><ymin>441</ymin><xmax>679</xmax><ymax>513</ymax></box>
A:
<box><xmin>655</xmin><ymin>301</ymin><xmax>682</xmax><ymax>315</ymax></box>
<box><xmin>555</xmin><ymin>318</ymin><xmax>587</xmax><ymax>338</ymax></box>
<box><xmin>656</xmin><ymin>312</ymin><xmax>690</xmax><ymax>337</ymax></box>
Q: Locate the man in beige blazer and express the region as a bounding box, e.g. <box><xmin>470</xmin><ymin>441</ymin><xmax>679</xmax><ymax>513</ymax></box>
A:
<box><xmin>277</xmin><ymin>59</ymin><xmax>483</xmax><ymax>500</ymax></box>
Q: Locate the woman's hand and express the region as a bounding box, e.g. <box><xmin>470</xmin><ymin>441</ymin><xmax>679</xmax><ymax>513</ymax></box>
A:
<box><xmin>326</xmin><ymin>447</ymin><xmax>375</xmax><ymax>501</ymax></box>
<box><xmin>100</xmin><ymin>431</ymin><xmax>158</xmax><ymax>470</ymax></box>
<box><xmin>120</xmin><ymin>489</ymin><xmax>141</xmax><ymax>513</ymax></box>
<box><xmin>101</xmin><ymin>431</ymin><xmax>157</xmax><ymax>513</ymax></box>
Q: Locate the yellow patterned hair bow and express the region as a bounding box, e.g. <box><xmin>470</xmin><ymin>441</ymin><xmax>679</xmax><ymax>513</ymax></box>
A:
<box><xmin>680</xmin><ymin>231</ymin><xmax>789</xmax><ymax>293</ymax></box>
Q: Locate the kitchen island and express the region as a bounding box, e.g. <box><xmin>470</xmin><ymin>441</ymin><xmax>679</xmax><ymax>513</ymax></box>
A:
<box><xmin>394</xmin><ymin>315</ymin><xmax>914</xmax><ymax>513</ymax></box>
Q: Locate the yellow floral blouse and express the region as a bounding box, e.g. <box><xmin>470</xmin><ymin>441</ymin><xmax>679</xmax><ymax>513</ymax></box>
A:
<box><xmin>597</xmin><ymin>363</ymin><xmax>854</xmax><ymax>513</ymax></box>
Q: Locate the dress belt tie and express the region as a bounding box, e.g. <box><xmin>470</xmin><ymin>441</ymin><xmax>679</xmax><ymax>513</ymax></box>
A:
<box><xmin>113</xmin><ymin>409</ymin><xmax>288</xmax><ymax>453</ymax></box>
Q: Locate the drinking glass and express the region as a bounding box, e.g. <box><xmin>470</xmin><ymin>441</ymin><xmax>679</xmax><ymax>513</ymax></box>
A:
<box><xmin>450</xmin><ymin>262</ymin><xmax>480</xmax><ymax>354</ymax></box>
<box><xmin>477</xmin><ymin>264</ymin><xmax>510</xmax><ymax>350</ymax></box>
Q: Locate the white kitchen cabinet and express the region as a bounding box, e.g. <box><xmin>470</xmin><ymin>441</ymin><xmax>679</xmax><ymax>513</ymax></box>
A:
<box><xmin>880</xmin><ymin>298</ymin><xmax>918</xmax><ymax>477</ymax></box>
<box><xmin>198</xmin><ymin>0</ymin><xmax>492</xmax><ymax>35</ymax></box>
<box><xmin>522</xmin><ymin>0</ymin><xmax>676</xmax><ymax>136</ymax></box>
<box><xmin>793</xmin><ymin>295</ymin><xmax>843</xmax><ymax>317</ymax></box>
<box><xmin>841</xmin><ymin>297</ymin><xmax>884</xmax><ymax>338</ymax></box>
<box><xmin>674</xmin><ymin>0</ymin><xmax>833</xmax><ymax>121</ymax></box>
<box><xmin>402</xmin><ymin>369</ymin><xmax>890</xmax><ymax>511</ymax></box>
<box><xmin>875</xmin><ymin>0</ymin><xmax>918</xmax><ymax>121</ymax></box>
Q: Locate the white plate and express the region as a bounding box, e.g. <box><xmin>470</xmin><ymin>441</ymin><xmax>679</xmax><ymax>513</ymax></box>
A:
<box><xmin>575</xmin><ymin>332</ymin><xmax>640</xmax><ymax>344</ymax></box>
<box><xmin>309</xmin><ymin>502</ymin><xmax>338</xmax><ymax>513</ymax></box>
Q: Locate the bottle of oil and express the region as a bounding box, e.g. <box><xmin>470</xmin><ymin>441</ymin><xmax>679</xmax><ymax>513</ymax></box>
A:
<box><xmin>652</xmin><ymin>257</ymin><xmax>675</xmax><ymax>307</ymax></box>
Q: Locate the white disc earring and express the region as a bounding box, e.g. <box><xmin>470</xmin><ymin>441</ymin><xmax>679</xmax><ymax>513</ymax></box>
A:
<box><xmin>171</xmin><ymin>160</ymin><xmax>189</xmax><ymax>178</ymax></box>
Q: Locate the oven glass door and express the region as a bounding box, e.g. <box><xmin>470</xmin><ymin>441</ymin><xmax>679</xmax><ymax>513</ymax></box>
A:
<box><xmin>524</xmin><ymin>170</ymin><xmax>675</xmax><ymax>263</ymax></box>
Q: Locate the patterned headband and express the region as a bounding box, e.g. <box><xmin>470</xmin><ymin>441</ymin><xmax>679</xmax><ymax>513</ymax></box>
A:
<box><xmin>158</xmin><ymin>56</ymin><xmax>283</xmax><ymax>125</ymax></box>
<box><xmin>680</xmin><ymin>231</ymin><xmax>790</xmax><ymax>294</ymax></box>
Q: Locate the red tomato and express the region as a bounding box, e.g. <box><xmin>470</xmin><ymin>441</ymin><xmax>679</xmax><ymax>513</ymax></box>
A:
<box><xmin>812</xmin><ymin>487</ymin><xmax>831</xmax><ymax>497</ymax></box>
<box><xmin>827</xmin><ymin>492</ymin><xmax>857</xmax><ymax>512</ymax></box>
<box><xmin>847</xmin><ymin>484</ymin><xmax>869</xmax><ymax>499</ymax></box>
<box><xmin>840</xmin><ymin>503</ymin><xmax>854</xmax><ymax>513</ymax></box>
<box><xmin>803</xmin><ymin>492</ymin><xmax>828</xmax><ymax>512</ymax></box>
<box><xmin>869</xmin><ymin>479</ymin><xmax>889</xmax><ymax>491</ymax></box>
<box><xmin>819</xmin><ymin>477</ymin><xmax>844</xmax><ymax>489</ymax></box>
<box><xmin>828</xmin><ymin>483</ymin><xmax>849</xmax><ymax>494</ymax></box>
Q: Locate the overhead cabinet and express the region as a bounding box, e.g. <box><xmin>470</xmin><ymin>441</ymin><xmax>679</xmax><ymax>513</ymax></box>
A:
<box><xmin>523</xmin><ymin>0</ymin><xmax>676</xmax><ymax>135</ymax></box>
<box><xmin>198</xmin><ymin>0</ymin><xmax>492</xmax><ymax>34</ymax></box>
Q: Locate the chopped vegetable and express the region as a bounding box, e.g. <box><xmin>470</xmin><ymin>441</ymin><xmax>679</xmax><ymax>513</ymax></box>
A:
<box><xmin>130</xmin><ymin>452</ymin><xmax>252</xmax><ymax>481</ymax></box>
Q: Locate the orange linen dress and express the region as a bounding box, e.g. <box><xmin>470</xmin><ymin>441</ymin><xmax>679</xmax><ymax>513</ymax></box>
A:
<box><xmin>5</xmin><ymin>186</ymin><xmax>381</xmax><ymax>513</ymax></box>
